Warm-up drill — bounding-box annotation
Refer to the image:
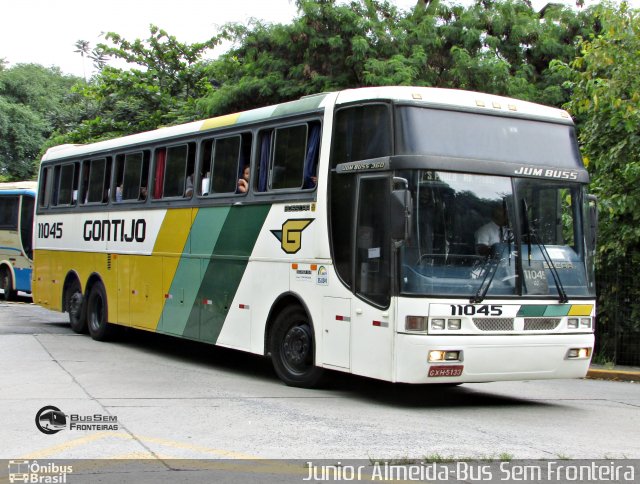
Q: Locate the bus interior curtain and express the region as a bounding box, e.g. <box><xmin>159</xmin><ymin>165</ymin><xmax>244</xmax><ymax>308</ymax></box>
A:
<box><xmin>258</xmin><ymin>132</ymin><xmax>271</xmax><ymax>192</ymax></box>
<box><xmin>154</xmin><ymin>148</ymin><xmax>166</xmax><ymax>199</ymax></box>
<box><xmin>303</xmin><ymin>124</ymin><xmax>321</xmax><ymax>189</ymax></box>
<box><xmin>235</xmin><ymin>140</ymin><xmax>249</xmax><ymax>194</ymax></box>
<box><xmin>238</xmin><ymin>139</ymin><xmax>249</xmax><ymax>178</ymax></box>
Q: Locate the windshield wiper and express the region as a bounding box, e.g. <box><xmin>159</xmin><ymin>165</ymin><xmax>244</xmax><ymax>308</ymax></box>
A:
<box><xmin>521</xmin><ymin>200</ymin><xmax>569</xmax><ymax>303</ymax></box>
<box><xmin>471</xmin><ymin>244</ymin><xmax>507</xmax><ymax>304</ymax></box>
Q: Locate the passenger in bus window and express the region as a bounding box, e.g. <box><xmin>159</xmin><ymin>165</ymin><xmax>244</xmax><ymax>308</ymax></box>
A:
<box><xmin>201</xmin><ymin>172</ymin><xmax>211</xmax><ymax>195</ymax></box>
<box><xmin>139</xmin><ymin>186</ymin><xmax>148</xmax><ymax>201</ymax></box>
<box><xmin>115</xmin><ymin>183</ymin><xmax>123</xmax><ymax>202</ymax></box>
<box><xmin>237</xmin><ymin>165</ymin><xmax>250</xmax><ymax>193</ymax></box>
<box><xmin>185</xmin><ymin>174</ymin><xmax>194</xmax><ymax>197</ymax></box>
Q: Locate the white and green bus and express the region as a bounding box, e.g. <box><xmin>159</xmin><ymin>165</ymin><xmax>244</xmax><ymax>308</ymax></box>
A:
<box><xmin>0</xmin><ymin>181</ymin><xmax>36</xmax><ymax>300</ymax></box>
<box><xmin>33</xmin><ymin>87</ymin><xmax>596</xmax><ymax>387</ymax></box>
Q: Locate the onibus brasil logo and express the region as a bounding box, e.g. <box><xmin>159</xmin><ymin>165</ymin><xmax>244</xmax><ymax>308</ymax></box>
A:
<box><xmin>8</xmin><ymin>460</ymin><xmax>73</xmax><ymax>483</ymax></box>
<box><xmin>35</xmin><ymin>405</ymin><xmax>118</xmax><ymax>434</ymax></box>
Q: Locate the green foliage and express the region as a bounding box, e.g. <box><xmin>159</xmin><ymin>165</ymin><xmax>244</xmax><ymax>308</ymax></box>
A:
<box><xmin>0</xmin><ymin>64</ymin><xmax>85</xmax><ymax>180</ymax></box>
<box><xmin>197</xmin><ymin>0</ymin><xmax>595</xmax><ymax>116</ymax></box>
<box><xmin>562</xmin><ymin>1</ymin><xmax>640</xmax><ymax>336</ymax></box>
<box><xmin>59</xmin><ymin>25</ymin><xmax>222</xmax><ymax>143</ymax></box>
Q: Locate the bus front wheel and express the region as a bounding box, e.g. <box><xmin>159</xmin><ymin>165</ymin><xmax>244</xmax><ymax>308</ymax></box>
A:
<box><xmin>0</xmin><ymin>267</ymin><xmax>16</xmax><ymax>301</ymax></box>
<box><xmin>65</xmin><ymin>280</ymin><xmax>86</xmax><ymax>333</ymax></box>
<box><xmin>269</xmin><ymin>306</ymin><xmax>324</xmax><ymax>388</ymax></box>
<box><xmin>86</xmin><ymin>282</ymin><xmax>113</xmax><ymax>341</ymax></box>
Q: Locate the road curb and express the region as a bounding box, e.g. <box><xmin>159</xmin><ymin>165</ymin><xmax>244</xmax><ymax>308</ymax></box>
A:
<box><xmin>586</xmin><ymin>368</ymin><xmax>640</xmax><ymax>382</ymax></box>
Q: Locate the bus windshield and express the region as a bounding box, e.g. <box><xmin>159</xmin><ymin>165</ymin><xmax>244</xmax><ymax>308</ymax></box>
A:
<box><xmin>399</xmin><ymin>170</ymin><xmax>595</xmax><ymax>299</ymax></box>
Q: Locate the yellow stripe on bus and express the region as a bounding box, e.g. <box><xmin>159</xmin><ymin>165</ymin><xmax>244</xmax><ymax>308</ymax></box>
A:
<box><xmin>568</xmin><ymin>304</ymin><xmax>593</xmax><ymax>316</ymax></box>
<box><xmin>200</xmin><ymin>113</ymin><xmax>241</xmax><ymax>131</ymax></box>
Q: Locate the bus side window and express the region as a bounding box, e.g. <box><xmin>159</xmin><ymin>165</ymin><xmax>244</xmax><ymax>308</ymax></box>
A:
<box><xmin>53</xmin><ymin>163</ymin><xmax>77</xmax><ymax>206</ymax></box>
<box><xmin>255</xmin><ymin>122</ymin><xmax>320</xmax><ymax>193</ymax></box>
<box><xmin>38</xmin><ymin>167</ymin><xmax>51</xmax><ymax>208</ymax></box>
<box><xmin>115</xmin><ymin>151</ymin><xmax>148</xmax><ymax>202</ymax></box>
<box><xmin>153</xmin><ymin>143</ymin><xmax>194</xmax><ymax>199</ymax></box>
<box><xmin>271</xmin><ymin>124</ymin><xmax>307</xmax><ymax>190</ymax></box>
<box><xmin>0</xmin><ymin>195</ymin><xmax>18</xmax><ymax>230</ymax></box>
<box><xmin>330</xmin><ymin>104</ymin><xmax>391</xmax><ymax>168</ymax></box>
<box><xmin>83</xmin><ymin>157</ymin><xmax>110</xmax><ymax>204</ymax></box>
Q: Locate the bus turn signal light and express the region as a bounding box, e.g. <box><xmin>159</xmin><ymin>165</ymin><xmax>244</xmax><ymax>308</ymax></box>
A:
<box><xmin>406</xmin><ymin>316</ymin><xmax>427</xmax><ymax>332</ymax></box>
<box><xmin>567</xmin><ymin>348</ymin><xmax>591</xmax><ymax>359</ymax></box>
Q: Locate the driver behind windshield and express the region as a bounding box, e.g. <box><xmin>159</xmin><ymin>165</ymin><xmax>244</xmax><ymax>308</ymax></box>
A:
<box><xmin>475</xmin><ymin>205</ymin><xmax>508</xmax><ymax>256</ymax></box>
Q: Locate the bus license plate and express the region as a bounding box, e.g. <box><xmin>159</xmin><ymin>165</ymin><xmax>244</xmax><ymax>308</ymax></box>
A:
<box><xmin>428</xmin><ymin>365</ymin><xmax>463</xmax><ymax>377</ymax></box>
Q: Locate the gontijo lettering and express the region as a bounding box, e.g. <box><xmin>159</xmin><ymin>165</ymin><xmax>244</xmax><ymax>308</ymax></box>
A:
<box><xmin>83</xmin><ymin>218</ymin><xmax>146</xmax><ymax>242</ymax></box>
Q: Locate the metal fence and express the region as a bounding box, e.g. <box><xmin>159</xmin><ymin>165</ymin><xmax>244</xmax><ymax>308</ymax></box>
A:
<box><xmin>594</xmin><ymin>257</ymin><xmax>640</xmax><ymax>366</ymax></box>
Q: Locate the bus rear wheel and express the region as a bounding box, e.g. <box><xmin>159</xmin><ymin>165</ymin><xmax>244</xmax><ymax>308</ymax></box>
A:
<box><xmin>0</xmin><ymin>267</ymin><xmax>16</xmax><ymax>301</ymax></box>
<box><xmin>65</xmin><ymin>280</ymin><xmax>86</xmax><ymax>333</ymax></box>
<box><xmin>86</xmin><ymin>282</ymin><xmax>113</xmax><ymax>341</ymax></box>
<box><xmin>269</xmin><ymin>306</ymin><xmax>324</xmax><ymax>388</ymax></box>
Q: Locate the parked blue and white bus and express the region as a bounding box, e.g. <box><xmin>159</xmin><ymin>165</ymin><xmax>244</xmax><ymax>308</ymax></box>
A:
<box><xmin>0</xmin><ymin>181</ymin><xmax>36</xmax><ymax>300</ymax></box>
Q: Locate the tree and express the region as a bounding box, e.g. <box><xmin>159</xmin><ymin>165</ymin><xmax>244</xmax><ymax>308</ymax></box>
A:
<box><xmin>197</xmin><ymin>0</ymin><xmax>595</xmax><ymax>117</ymax></box>
<box><xmin>0</xmin><ymin>64</ymin><xmax>85</xmax><ymax>180</ymax></box>
<box><xmin>60</xmin><ymin>25</ymin><xmax>221</xmax><ymax>143</ymax></box>
<box><xmin>560</xmin><ymin>2</ymin><xmax>640</xmax><ymax>347</ymax></box>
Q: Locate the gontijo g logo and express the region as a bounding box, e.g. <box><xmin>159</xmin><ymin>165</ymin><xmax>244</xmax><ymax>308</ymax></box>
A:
<box><xmin>271</xmin><ymin>219</ymin><xmax>314</xmax><ymax>254</ymax></box>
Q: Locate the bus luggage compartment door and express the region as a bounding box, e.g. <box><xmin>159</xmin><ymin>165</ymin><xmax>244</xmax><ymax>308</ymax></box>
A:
<box><xmin>322</xmin><ymin>297</ymin><xmax>351</xmax><ymax>369</ymax></box>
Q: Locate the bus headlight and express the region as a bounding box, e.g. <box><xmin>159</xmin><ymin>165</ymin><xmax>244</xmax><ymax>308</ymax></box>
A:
<box><xmin>431</xmin><ymin>318</ymin><xmax>445</xmax><ymax>330</ymax></box>
<box><xmin>448</xmin><ymin>319</ymin><xmax>462</xmax><ymax>330</ymax></box>
<box><xmin>428</xmin><ymin>350</ymin><xmax>462</xmax><ymax>362</ymax></box>
<box><xmin>567</xmin><ymin>318</ymin><xmax>579</xmax><ymax>329</ymax></box>
<box><xmin>406</xmin><ymin>316</ymin><xmax>427</xmax><ymax>332</ymax></box>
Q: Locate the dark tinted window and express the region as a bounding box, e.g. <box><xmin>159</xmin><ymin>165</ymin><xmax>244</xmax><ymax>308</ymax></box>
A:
<box><xmin>38</xmin><ymin>167</ymin><xmax>51</xmax><ymax>208</ymax></box>
<box><xmin>54</xmin><ymin>163</ymin><xmax>77</xmax><ymax>206</ymax></box>
<box><xmin>0</xmin><ymin>196</ymin><xmax>19</xmax><ymax>229</ymax></box>
<box><xmin>272</xmin><ymin>125</ymin><xmax>307</xmax><ymax>189</ymax></box>
<box><xmin>331</xmin><ymin>104</ymin><xmax>392</xmax><ymax>167</ymax></box>
<box><xmin>396</xmin><ymin>106</ymin><xmax>582</xmax><ymax>168</ymax></box>
<box><xmin>355</xmin><ymin>177</ymin><xmax>391</xmax><ymax>307</ymax></box>
<box><xmin>20</xmin><ymin>195</ymin><xmax>34</xmax><ymax>258</ymax></box>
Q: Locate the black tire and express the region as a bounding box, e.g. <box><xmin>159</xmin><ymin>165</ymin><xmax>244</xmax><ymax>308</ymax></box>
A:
<box><xmin>269</xmin><ymin>305</ymin><xmax>324</xmax><ymax>388</ymax></box>
<box><xmin>86</xmin><ymin>282</ymin><xmax>113</xmax><ymax>341</ymax></box>
<box><xmin>65</xmin><ymin>279</ymin><xmax>87</xmax><ymax>333</ymax></box>
<box><xmin>0</xmin><ymin>267</ymin><xmax>16</xmax><ymax>301</ymax></box>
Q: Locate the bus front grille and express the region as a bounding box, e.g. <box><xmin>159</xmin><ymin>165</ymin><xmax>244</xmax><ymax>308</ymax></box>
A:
<box><xmin>472</xmin><ymin>318</ymin><xmax>514</xmax><ymax>331</ymax></box>
<box><xmin>523</xmin><ymin>318</ymin><xmax>561</xmax><ymax>331</ymax></box>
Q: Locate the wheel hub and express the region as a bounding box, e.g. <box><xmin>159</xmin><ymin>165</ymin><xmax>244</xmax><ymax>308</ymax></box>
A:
<box><xmin>283</xmin><ymin>325</ymin><xmax>311</xmax><ymax>368</ymax></box>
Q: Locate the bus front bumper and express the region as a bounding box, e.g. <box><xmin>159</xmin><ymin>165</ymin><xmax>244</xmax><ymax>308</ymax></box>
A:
<box><xmin>395</xmin><ymin>333</ymin><xmax>594</xmax><ymax>384</ymax></box>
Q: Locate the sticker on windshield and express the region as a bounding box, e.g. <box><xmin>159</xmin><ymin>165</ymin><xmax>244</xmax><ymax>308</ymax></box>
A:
<box><xmin>523</xmin><ymin>261</ymin><xmax>549</xmax><ymax>295</ymax></box>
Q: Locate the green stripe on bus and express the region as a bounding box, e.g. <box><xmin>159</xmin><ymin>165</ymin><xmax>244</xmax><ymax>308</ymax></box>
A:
<box><xmin>517</xmin><ymin>305</ymin><xmax>572</xmax><ymax>317</ymax></box>
<box><xmin>159</xmin><ymin>207</ymin><xmax>230</xmax><ymax>336</ymax></box>
<box><xmin>543</xmin><ymin>305</ymin><xmax>571</xmax><ymax>317</ymax></box>
<box><xmin>517</xmin><ymin>305</ymin><xmax>547</xmax><ymax>317</ymax></box>
<box><xmin>183</xmin><ymin>204</ymin><xmax>271</xmax><ymax>343</ymax></box>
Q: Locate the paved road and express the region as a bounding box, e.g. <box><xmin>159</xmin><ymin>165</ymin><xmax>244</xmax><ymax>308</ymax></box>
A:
<box><xmin>2</xmin><ymin>300</ymin><xmax>639</xmax><ymax>463</ymax></box>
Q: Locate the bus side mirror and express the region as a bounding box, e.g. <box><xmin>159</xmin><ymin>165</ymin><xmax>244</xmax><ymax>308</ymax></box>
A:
<box><xmin>587</xmin><ymin>194</ymin><xmax>598</xmax><ymax>251</ymax></box>
<box><xmin>391</xmin><ymin>184</ymin><xmax>412</xmax><ymax>241</ymax></box>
